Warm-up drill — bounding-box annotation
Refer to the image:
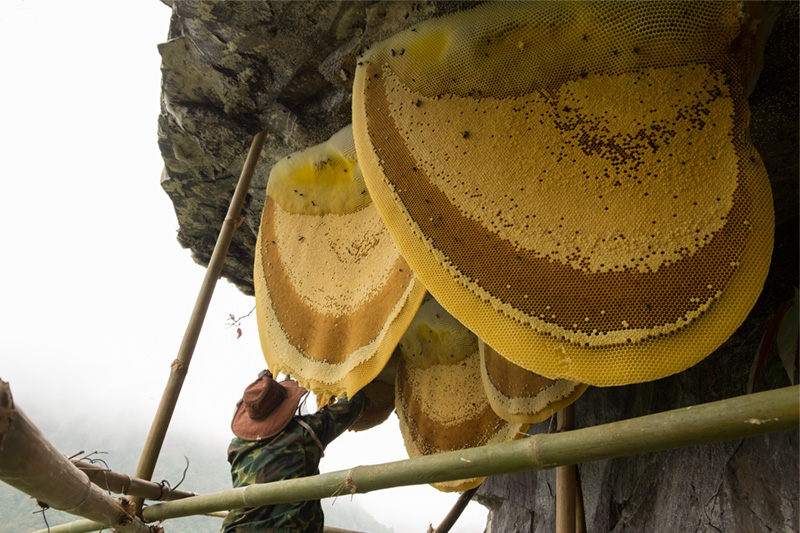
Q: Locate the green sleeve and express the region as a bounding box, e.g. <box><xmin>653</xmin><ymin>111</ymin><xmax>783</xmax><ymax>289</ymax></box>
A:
<box><xmin>307</xmin><ymin>390</ymin><xmax>370</xmax><ymax>447</ymax></box>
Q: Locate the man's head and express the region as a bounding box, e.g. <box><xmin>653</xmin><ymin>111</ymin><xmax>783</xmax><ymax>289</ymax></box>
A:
<box><xmin>231</xmin><ymin>370</ymin><xmax>308</xmax><ymax>441</ymax></box>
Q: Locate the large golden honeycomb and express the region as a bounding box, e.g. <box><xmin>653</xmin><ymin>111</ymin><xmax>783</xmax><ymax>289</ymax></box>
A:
<box><xmin>254</xmin><ymin>125</ymin><xmax>426</xmax><ymax>398</ymax></box>
<box><xmin>352</xmin><ymin>1</ymin><xmax>774</xmax><ymax>386</ymax></box>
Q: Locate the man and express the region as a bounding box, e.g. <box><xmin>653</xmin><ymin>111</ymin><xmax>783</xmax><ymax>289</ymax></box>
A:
<box><xmin>222</xmin><ymin>370</ymin><xmax>369</xmax><ymax>533</ymax></box>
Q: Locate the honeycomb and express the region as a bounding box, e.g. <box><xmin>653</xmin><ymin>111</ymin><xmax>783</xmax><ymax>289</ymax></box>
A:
<box><xmin>395</xmin><ymin>297</ymin><xmax>528</xmax><ymax>492</ymax></box>
<box><xmin>480</xmin><ymin>340</ymin><xmax>588</xmax><ymax>425</ymax></box>
<box><xmin>352</xmin><ymin>1</ymin><xmax>774</xmax><ymax>386</ymax></box>
<box><xmin>254</xmin><ymin>125</ymin><xmax>426</xmax><ymax>398</ymax></box>
<box><xmin>348</xmin><ymin>378</ymin><xmax>397</xmax><ymax>432</ymax></box>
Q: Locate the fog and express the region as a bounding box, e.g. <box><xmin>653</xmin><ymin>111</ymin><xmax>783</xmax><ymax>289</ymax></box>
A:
<box><xmin>0</xmin><ymin>1</ymin><xmax>488</xmax><ymax>532</ymax></box>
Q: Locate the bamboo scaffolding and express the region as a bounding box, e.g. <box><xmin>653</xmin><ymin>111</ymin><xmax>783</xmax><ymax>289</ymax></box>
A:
<box><xmin>556</xmin><ymin>404</ymin><xmax>577</xmax><ymax>533</ymax></box>
<box><xmin>131</xmin><ymin>130</ymin><xmax>268</xmax><ymax>512</ymax></box>
<box><xmin>35</xmin><ymin>520</ymin><xmax>362</xmax><ymax>533</ymax></box>
<box><xmin>0</xmin><ymin>381</ymin><xmax>152</xmax><ymax>533</ymax></box>
<box><xmin>432</xmin><ymin>485</ymin><xmax>480</xmax><ymax>533</ymax></box>
<box><xmin>131</xmin><ymin>385</ymin><xmax>798</xmax><ymax>522</ymax></box>
<box><xmin>74</xmin><ymin>460</ymin><xmax>197</xmax><ymax>502</ymax></box>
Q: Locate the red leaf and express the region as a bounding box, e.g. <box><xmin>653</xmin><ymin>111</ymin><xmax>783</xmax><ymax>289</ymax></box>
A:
<box><xmin>748</xmin><ymin>298</ymin><xmax>793</xmax><ymax>393</ymax></box>
<box><xmin>236</xmin><ymin>327</ymin><xmax>243</xmax><ymax>339</ymax></box>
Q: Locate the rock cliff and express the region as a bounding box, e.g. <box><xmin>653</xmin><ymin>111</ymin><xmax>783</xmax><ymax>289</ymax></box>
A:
<box><xmin>158</xmin><ymin>1</ymin><xmax>477</xmax><ymax>294</ymax></box>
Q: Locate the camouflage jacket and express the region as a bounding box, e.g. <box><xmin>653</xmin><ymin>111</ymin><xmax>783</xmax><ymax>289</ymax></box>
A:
<box><xmin>221</xmin><ymin>392</ymin><xmax>369</xmax><ymax>533</ymax></box>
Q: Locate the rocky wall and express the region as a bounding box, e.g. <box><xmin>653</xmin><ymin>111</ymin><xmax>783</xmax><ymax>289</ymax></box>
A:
<box><xmin>157</xmin><ymin>1</ymin><xmax>477</xmax><ymax>294</ymax></box>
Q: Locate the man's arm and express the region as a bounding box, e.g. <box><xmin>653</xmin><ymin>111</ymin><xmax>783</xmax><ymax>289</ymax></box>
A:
<box><xmin>309</xmin><ymin>390</ymin><xmax>370</xmax><ymax>447</ymax></box>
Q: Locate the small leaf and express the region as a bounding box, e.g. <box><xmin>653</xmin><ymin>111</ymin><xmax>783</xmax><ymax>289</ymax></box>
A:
<box><xmin>236</xmin><ymin>327</ymin><xmax>243</xmax><ymax>339</ymax></box>
<box><xmin>748</xmin><ymin>292</ymin><xmax>797</xmax><ymax>393</ymax></box>
<box><xmin>775</xmin><ymin>288</ymin><xmax>798</xmax><ymax>385</ymax></box>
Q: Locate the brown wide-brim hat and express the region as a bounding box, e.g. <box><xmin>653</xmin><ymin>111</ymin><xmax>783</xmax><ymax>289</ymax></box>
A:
<box><xmin>231</xmin><ymin>373</ymin><xmax>307</xmax><ymax>441</ymax></box>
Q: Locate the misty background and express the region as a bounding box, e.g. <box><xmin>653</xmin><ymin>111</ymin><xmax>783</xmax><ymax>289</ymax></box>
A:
<box><xmin>0</xmin><ymin>1</ymin><xmax>488</xmax><ymax>531</ymax></box>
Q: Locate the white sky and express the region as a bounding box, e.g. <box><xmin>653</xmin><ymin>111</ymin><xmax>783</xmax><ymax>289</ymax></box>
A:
<box><xmin>0</xmin><ymin>1</ymin><xmax>488</xmax><ymax>532</ymax></box>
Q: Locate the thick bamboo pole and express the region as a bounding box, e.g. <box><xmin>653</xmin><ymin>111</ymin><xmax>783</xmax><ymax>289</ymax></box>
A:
<box><xmin>141</xmin><ymin>386</ymin><xmax>799</xmax><ymax>522</ymax></box>
<box><xmin>432</xmin><ymin>485</ymin><xmax>480</xmax><ymax>533</ymax></box>
<box><xmin>0</xmin><ymin>381</ymin><xmax>151</xmax><ymax>533</ymax></box>
<box><xmin>75</xmin><ymin>460</ymin><xmax>197</xmax><ymax>501</ymax></box>
<box><xmin>131</xmin><ymin>130</ymin><xmax>268</xmax><ymax>511</ymax></box>
<box><xmin>33</xmin><ymin>519</ymin><xmax>104</xmax><ymax>533</ymax></box>
<box><xmin>556</xmin><ymin>404</ymin><xmax>577</xmax><ymax>533</ymax></box>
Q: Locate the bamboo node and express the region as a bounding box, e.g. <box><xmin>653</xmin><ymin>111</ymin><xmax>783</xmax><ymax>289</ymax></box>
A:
<box><xmin>170</xmin><ymin>359</ymin><xmax>187</xmax><ymax>374</ymax></box>
<box><xmin>122</xmin><ymin>472</ymin><xmax>132</xmax><ymax>495</ymax></box>
<box><xmin>530</xmin><ymin>435</ymin><xmax>547</xmax><ymax>468</ymax></box>
<box><xmin>345</xmin><ymin>468</ymin><xmax>357</xmax><ymax>495</ymax></box>
<box><xmin>118</xmin><ymin>497</ymin><xmax>136</xmax><ymax>526</ymax></box>
<box><xmin>58</xmin><ymin>477</ymin><xmax>93</xmax><ymax>513</ymax></box>
<box><xmin>225</xmin><ymin>216</ymin><xmax>245</xmax><ymax>229</ymax></box>
<box><xmin>242</xmin><ymin>485</ymin><xmax>254</xmax><ymax>507</ymax></box>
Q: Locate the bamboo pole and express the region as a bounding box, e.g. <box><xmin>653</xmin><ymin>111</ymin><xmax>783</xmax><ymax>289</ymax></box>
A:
<box><xmin>0</xmin><ymin>381</ymin><xmax>151</xmax><ymax>533</ymax></box>
<box><xmin>139</xmin><ymin>385</ymin><xmax>799</xmax><ymax>522</ymax></box>
<box><xmin>432</xmin><ymin>485</ymin><xmax>480</xmax><ymax>533</ymax></box>
<box><xmin>556</xmin><ymin>404</ymin><xmax>576</xmax><ymax>533</ymax></box>
<box><xmin>33</xmin><ymin>519</ymin><xmax>111</xmax><ymax>533</ymax></box>
<box><xmin>74</xmin><ymin>460</ymin><xmax>197</xmax><ymax>501</ymax></box>
<box><xmin>131</xmin><ymin>130</ymin><xmax>268</xmax><ymax>511</ymax></box>
<box><xmin>575</xmin><ymin>469</ymin><xmax>587</xmax><ymax>533</ymax></box>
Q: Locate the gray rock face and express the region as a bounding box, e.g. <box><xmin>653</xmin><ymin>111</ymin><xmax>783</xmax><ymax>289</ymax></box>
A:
<box><xmin>157</xmin><ymin>2</ymin><xmax>798</xmax><ymax>532</ymax></box>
